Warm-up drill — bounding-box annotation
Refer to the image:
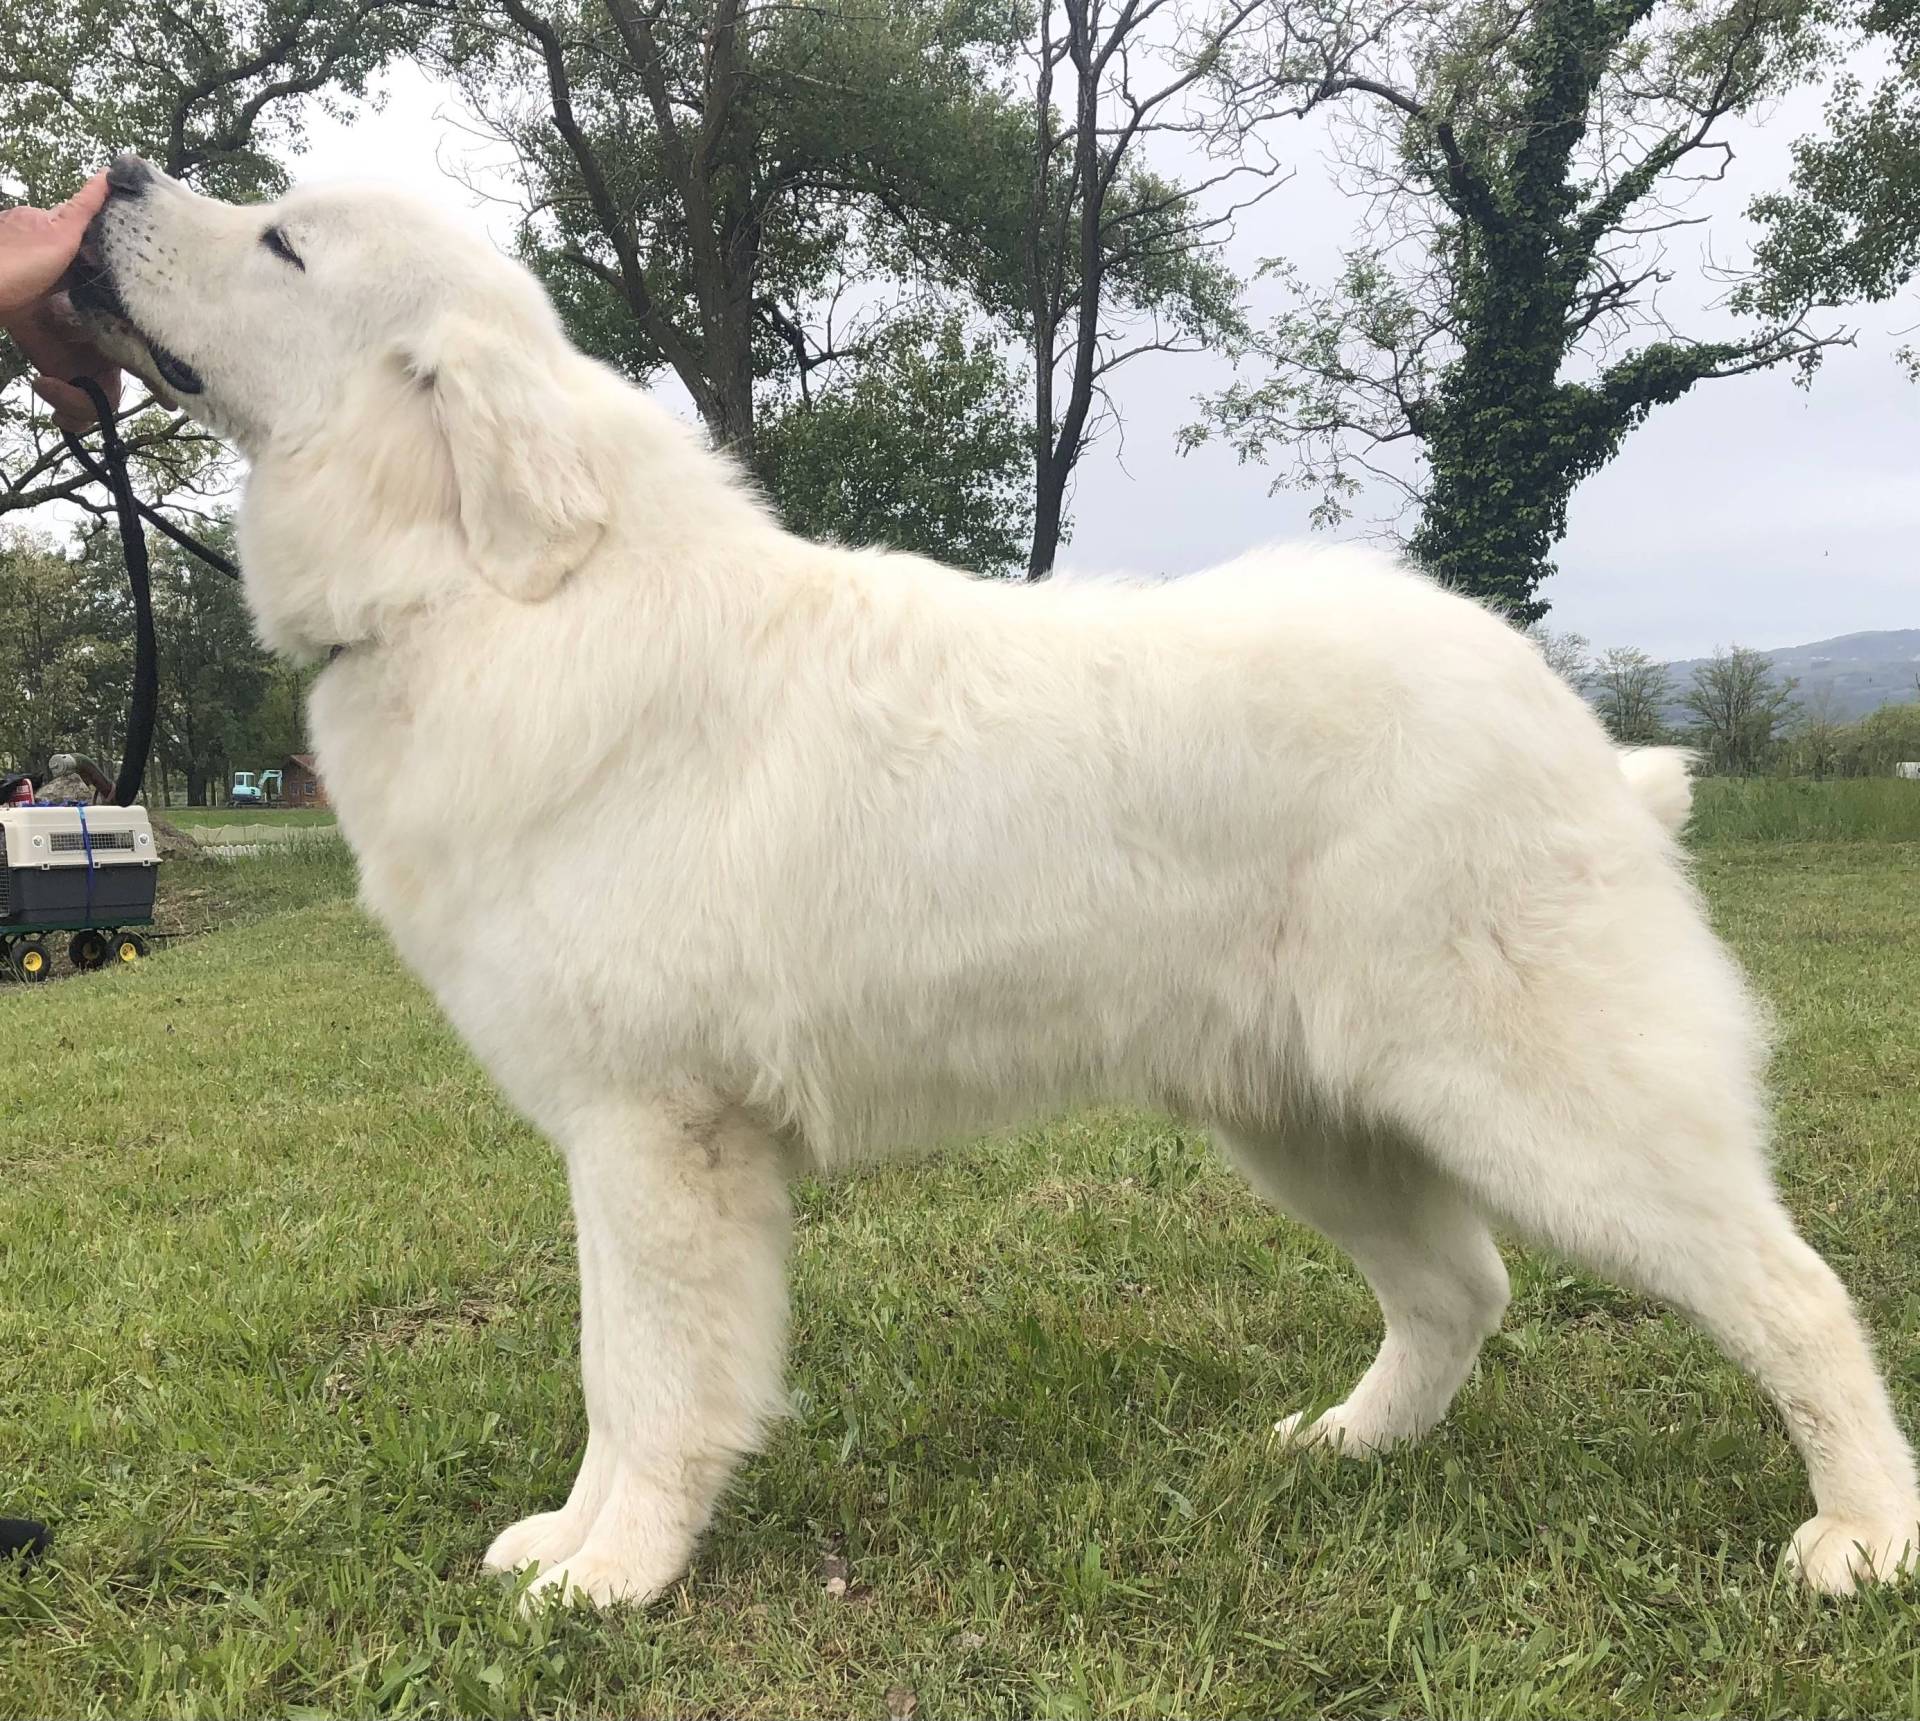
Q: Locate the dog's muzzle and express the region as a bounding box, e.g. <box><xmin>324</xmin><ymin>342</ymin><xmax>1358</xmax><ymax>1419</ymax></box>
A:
<box><xmin>63</xmin><ymin>156</ymin><xmax>206</xmax><ymax>398</ymax></box>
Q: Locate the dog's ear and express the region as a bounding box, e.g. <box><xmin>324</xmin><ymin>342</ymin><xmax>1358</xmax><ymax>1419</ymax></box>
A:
<box><xmin>404</xmin><ymin>314</ymin><xmax>607</xmax><ymax>602</ymax></box>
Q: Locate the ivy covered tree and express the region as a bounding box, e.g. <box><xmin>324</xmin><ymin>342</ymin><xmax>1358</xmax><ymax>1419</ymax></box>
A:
<box><xmin>1187</xmin><ymin>0</ymin><xmax>1850</xmax><ymax>621</ymax></box>
<box><xmin>1741</xmin><ymin>0</ymin><xmax>1920</xmax><ymax>374</ymax></box>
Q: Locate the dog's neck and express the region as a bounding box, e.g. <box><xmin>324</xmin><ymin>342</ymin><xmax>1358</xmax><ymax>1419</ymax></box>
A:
<box><xmin>235</xmin><ymin>366</ymin><xmax>468</xmax><ymax>662</ymax></box>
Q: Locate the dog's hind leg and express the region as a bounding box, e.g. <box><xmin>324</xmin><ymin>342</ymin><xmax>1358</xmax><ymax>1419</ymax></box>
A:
<box><xmin>1380</xmin><ymin>1009</ymin><xmax>1920</xmax><ymax>1594</ymax></box>
<box><xmin>505</xmin><ymin>1094</ymin><xmax>792</xmax><ymax>1610</ymax></box>
<box><xmin>1221</xmin><ymin>1126</ymin><xmax>1509</xmax><ymax>1454</ymax></box>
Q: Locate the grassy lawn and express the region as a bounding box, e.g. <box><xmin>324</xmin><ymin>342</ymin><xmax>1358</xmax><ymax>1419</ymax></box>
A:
<box><xmin>3</xmin><ymin>810</ymin><xmax>1919</xmax><ymax>1717</ymax></box>
<box><xmin>1690</xmin><ymin>776</ymin><xmax>1920</xmax><ymax>844</ymax></box>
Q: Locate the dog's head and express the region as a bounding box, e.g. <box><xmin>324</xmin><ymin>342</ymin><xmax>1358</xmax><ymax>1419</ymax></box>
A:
<box><xmin>70</xmin><ymin>155</ymin><xmax>608</xmax><ymax>629</ymax></box>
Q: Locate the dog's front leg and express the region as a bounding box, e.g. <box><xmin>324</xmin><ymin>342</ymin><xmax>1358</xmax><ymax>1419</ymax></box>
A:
<box><xmin>481</xmin><ymin>1163</ymin><xmax>619</xmax><ymax>1576</ymax></box>
<box><xmin>499</xmin><ymin>1094</ymin><xmax>792</xmax><ymax>1611</ymax></box>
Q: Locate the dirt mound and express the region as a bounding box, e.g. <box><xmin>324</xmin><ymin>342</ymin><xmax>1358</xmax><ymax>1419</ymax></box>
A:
<box><xmin>147</xmin><ymin>815</ymin><xmax>197</xmax><ymax>860</ymax></box>
<box><xmin>34</xmin><ymin>772</ymin><xmax>96</xmax><ymax>804</ymax></box>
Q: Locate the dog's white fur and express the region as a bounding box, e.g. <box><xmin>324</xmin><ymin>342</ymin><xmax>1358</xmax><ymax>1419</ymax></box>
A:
<box><xmin>83</xmin><ymin>162</ymin><xmax>1919</xmax><ymax>1604</ymax></box>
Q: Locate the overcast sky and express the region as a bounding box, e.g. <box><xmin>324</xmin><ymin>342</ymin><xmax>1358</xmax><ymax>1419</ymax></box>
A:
<box><xmin>292</xmin><ymin>62</ymin><xmax>1919</xmax><ymax>662</ymax></box>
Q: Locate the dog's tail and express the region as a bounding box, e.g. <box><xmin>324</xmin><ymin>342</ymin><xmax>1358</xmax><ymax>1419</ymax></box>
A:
<box><xmin>1617</xmin><ymin>746</ymin><xmax>1695</xmax><ymax>834</ymax></box>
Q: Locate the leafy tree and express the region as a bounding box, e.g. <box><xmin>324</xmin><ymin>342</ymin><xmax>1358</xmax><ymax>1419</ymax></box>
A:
<box><xmin>1016</xmin><ymin>0</ymin><xmax>1300</xmax><ymax>578</ymax></box>
<box><xmin>1742</xmin><ymin>0</ymin><xmax>1920</xmax><ymax>375</ymax></box>
<box><xmin>443</xmin><ymin>0</ymin><xmax>1034</xmax><ymax>473</ymax></box>
<box><xmin>0</xmin><ymin>3</ymin><xmax>404</xmax><ymax>803</ymax></box>
<box><xmin>74</xmin><ymin>523</ymin><xmax>272</xmax><ymax>804</ymax></box>
<box><xmin>151</xmin><ymin>537</ymin><xmax>271</xmax><ymax>806</ymax></box>
<box><xmin>1588</xmin><ymin>644</ymin><xmax>1673</xmax><ymax>743</ymax></box>
<box><xmin>1530</xmin><ymin>624</ymin><xmax>1592</xmax><ymax>687</ymax></box>
<box><xmin>0</xmin><ymin>0</ymin><xmax>420</xmax><ymax>525</ymax></box>
<box><xmin>1186</xmin><ymin>0</ymin><xmax>1847</xmax><ymax>620</ymax></box>
<box><xmin>0</xmin><ymin>0</ymin><xmax>420</xmax><ymax>198</ymax></box>
<box><xmin>1781</xmin><ymin>687</ymin><xmax>1846</xmax><ymax>778</ymax></box>
<box><xmin>0</xmin><ymin>530</ymin><xmax>111</xmax><ymax>772</ymax></box>
<box><xmin>3</xmin><ymin>522</ymin><xmax>310</xmax><ymax>806</ymax></box>
<box><xmin>1680</xmin><ymin>644</ymin><xmax>1799</xmax><ymax>773</ymax></box>
<box><xmin>447</xmin><ymin>0</ymin><xmax>1301</xmax><ymax>574</ymax></box>
<box><xmin>239</xmin><ymin>660</ymin><xmax>323</xmax><ymax>767</ymax></box>
<box><xmin>1832</xmin><ymin>695</ymin><xmax>1920</xmax><ymax>775</ymax></box>
<box><xmin>759</xmin><ymin>311</ymin><xmax>1032</xmax><ymax>575</ymax></box>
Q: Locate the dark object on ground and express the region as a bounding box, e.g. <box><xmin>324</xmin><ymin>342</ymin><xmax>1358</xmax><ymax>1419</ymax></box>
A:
<box><xmin>0</xmin><ymin>1518</ymin><xmax>49</xmax><ymax>1562</ymax></box>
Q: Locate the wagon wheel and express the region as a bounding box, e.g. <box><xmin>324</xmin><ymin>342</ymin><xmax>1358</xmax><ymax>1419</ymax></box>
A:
<box><xmin>107</xmin><ymin>931</ymin><xmax>150</xmax><ymax>966</ymax></box>
<box><xmin>13</xmin><ymin>936</ymin><xmax>51</xmax><ymax>983</ymax></box>
<box><xmin>69</xmin><ymin>929</ymin><xmax>110</xmax><ymax>971</ymax></box>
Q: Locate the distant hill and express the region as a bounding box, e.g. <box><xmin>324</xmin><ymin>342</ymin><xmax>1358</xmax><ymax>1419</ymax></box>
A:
<box><xmin>1660</xmin><ymin>629</ymin><xmax>1920</xmax><ymax>723</ymax></box>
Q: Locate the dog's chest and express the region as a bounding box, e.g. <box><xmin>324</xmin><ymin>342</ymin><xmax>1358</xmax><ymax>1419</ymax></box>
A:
<box><xmin>309</xmin><ymin>657</ymin><xmax>498</xmax><ymax>936</ymax></box>
<box><xmin>308</xmin><ymin>647</ymin><xmax>719</xmax><ymax>1039</ymax></box>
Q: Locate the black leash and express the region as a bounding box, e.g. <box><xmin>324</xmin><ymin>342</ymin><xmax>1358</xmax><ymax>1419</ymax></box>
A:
<box><xmin>58</xmin><ymin>378</ymin><xmax>239</xmax><ymax>806</ymax></box>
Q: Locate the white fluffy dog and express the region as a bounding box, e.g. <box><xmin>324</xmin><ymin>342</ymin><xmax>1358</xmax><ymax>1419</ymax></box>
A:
<box><xmin>74</xmin><ymin>154</ymin><xmax>1918</xmax><ymax>1605</ymax></box>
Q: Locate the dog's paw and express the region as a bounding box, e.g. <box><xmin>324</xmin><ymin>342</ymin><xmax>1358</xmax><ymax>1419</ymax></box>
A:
<box><xmin>483</xmin><ymin>1509</ymin><xmax>589</xmax><ymax>1576</ymax></box>
<box><xmin>519</xmin><ymin>1547</ymin><xmax>677</xmax><ymax>1612</ymax></box>
<box><xmin>1272</xmin><ymin>1404</ymin><xmax>1393</xmax><ymax>1458</ymax></box>
<box><xmin>1786</xmin><ymin>1512</ymin><xmax>1920</xmax><ymax>1596</ymax></box>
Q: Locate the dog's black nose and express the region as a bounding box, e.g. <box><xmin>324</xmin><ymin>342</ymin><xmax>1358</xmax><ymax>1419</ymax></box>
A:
<box><xmin>106</xmin><ymin>154</ymin><xmax>152</xmax><ymax>198</ymax></box>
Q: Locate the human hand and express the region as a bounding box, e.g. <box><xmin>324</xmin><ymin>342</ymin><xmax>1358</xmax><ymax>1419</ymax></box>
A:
<box><xmin>0</xmin><ymin>174</ymin><xmax>109</xmax><ymax>315</ymax></box>
<box><xmin>12</xmin><ymin>302</ymin><xmax>122</xmax><ymax>431</ymax></box>
<box><xmin>0</xmin><ymin>174</ymin><xmax>122</xmax><ymax>429</ymax></box>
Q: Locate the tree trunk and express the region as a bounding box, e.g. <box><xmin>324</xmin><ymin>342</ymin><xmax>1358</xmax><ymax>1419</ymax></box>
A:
<box><xmin>1408</xmin><ymin>335</ymin><xmax>1570</xmax><ymax>623</ymax></box>
<box><xmin>710</xmin><ymin>344</ymin><xmax>758</xmax><ymax>478</ymax></box>
<box><xmin>1028</xmin><ymin>454</ymin><xmax>1068</xmax><ymax>580</ymax></box>
<box><xmin>187</xmin><ymin>764</ymin><xmax>208</xmax><ymax>807</ymax></box>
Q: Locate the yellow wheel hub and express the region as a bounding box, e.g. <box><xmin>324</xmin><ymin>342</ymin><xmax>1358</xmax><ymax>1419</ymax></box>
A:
<box><xmin>21</xmin><ymin>950</ymin><xmax>44</xmax><ymax>974</ymax></box>
<box><xmin>116</xmin><ymin>941</ymin><xmax>137</xmax><ymax>963</ymax></box>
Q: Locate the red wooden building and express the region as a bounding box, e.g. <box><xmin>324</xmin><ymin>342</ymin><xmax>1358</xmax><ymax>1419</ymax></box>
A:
<box><xmin>280</xmin><ymin>754</ymin><xmax>329</xmax><ymax>809</ymax></box>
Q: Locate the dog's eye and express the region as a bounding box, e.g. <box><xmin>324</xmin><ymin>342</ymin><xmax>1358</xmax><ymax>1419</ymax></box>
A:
<box><xmin>261</xmin><ymin>226</ymin><xmax>305</xmax><ymax>271</ymax></box>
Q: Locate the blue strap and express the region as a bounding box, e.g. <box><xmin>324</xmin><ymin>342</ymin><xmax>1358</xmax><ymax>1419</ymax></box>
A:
<box><xmin>78</xmin><ymin>804</ymin><xmax>96</xmax><ymax>925</ymax></box>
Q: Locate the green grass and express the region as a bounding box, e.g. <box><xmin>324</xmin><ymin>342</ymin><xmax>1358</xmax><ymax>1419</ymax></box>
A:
<box><xmin>1690</xmin><ymin>776</ymin><xmax>1920</xmax><ymax>844</ymax></box>
<box><xmin>150</xmin><ymin>842</ymin><xmax>357</xmax><ymax>935</ymax></box>
<box><xmin>4</xmin><ymin>801</ymin><xmax>1920</xmax><ymax>1717</ymax></box>
<box><xmin>10</xmin><ymin>841</ymin><xmax>356</xmax><ymax>981</ymax></box>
